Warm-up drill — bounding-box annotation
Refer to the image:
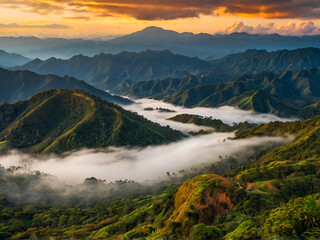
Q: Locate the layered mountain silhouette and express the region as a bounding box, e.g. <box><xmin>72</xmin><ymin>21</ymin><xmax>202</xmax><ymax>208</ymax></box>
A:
<box><xmin>0</xmin><ymin>68</ymin><xmax>131</xmax><ymax>105</ymax></box>
<box><xmin>13</xmin><ymin>50</ymin><xmax>211</xmax><ymax>89</ymax></box>
<box><xmin>14</xmin><ymin>47</ymin><xmax>320</xmax><ymax>92</ymax></box>
<box><xmin>0</xmin><ymin>50</ymin><xmax>30</xmax><ymax>68</ymax></box>
<box><xmin>0</xmin><ymin>89</ymin><xmax>183</xmax><ymax>153</ymax></box>
<box><xmin>1</xmin><ymin>26</ymin><xmax>320</xmax><ymax>59</ymax></box>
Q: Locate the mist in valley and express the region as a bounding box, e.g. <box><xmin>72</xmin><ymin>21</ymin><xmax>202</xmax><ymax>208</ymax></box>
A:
<box><xmin>123</xmin><ymin>98</ymin><xmax>297</xmax><ymax>132</ymax></box>
<box><xmin>0</xmin><ymin>134</ymin><xmax>290</xmax><ymax>184</ymax></box>
<box><xmin>0</xmin><ymin>100</ymin><xmax>295</xmax><ymax>204</ymax></box>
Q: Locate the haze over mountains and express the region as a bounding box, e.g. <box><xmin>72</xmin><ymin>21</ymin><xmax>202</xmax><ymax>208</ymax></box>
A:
<box><xmin>2</xmin><ymin>24</ymin><xmax>320</xmax><ymax>240</ymax></box>
<box><xmin>13</xmin><ymin>47</ymin><xmax>320</xmax><ymax>91</ymax></box>
<box><xmin>13</xmin><ymin>50</ymin><xmax>211</xmax><ymax>89</ymax></box>
<box><xmin>0</xmin><ymin>50</ymin><xmax>30</xmax><ymax>68</ymax></box>
<box><xmin>0</xmin><ymin>68</ymin><xmax>131</xmax><ymax>105</ymax></box>
<box><xmin>1</xmin><ymin>26</ymin><xmax>320</xmax><ymax>60</ymax></box>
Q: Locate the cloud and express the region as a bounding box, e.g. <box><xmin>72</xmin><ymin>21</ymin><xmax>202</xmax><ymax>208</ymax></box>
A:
<box><xmin>1</xmin><ymin>0</ymin><xmax>320</xmax><ymax>21</ymax></box>
<box><xmin>0</xmin><ymin>98</ymin><xmax>294</xmax><ymax>185</ymax></box>
<box><xmin>0</xmin><ymin>23</ymin><xmax>70</xmax><ymax>29</ymax></box>
<box><xmin>0</xmin><ymin>135</ymin><xmax>289</xmax><ymax>184</ymax></box>
<box><xmin>122</xmin><ymin>98</ymin><xmax>296</xmax><ymax>133</ymax></box>
<box><xmin>220</xmin><ymin>21</ymin><xmax>320</xmax><ymax>36</ymax></box>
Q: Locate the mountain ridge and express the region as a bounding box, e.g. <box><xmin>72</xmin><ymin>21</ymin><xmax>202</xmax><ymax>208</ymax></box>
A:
<box><xmin>13</xmin><ymin>49</ymin><xmax>211</xmax><ymax>89</ymax></box>
<box><xmin>0</xmin><ymin>89</ymin><xmax>183</xmax><ymax>153</ymax></box>
<box><xmin>0</xmin><ymin>49</ymin><xmax>30</xmax><ymax>68</ymax></box>
<box><xmin>1</xmin><ymin>26</ymin><xmax>320</xmax><ymax>59</ymax></box>
<box><xmin>0</xmin><ymin>68</ymin><xmax>131</xmax><ymax>105</ymax></box>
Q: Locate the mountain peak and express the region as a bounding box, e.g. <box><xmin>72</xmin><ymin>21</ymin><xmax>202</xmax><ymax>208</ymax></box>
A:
<box><xmin>140</xmin><ymin>26</ymin><xmax>166</xmax><ymax>32</ymax></box>
<box><xmin>0</xmin><ymin>89</ymin><xmax>183</xmax><ymax>153</ymax></box>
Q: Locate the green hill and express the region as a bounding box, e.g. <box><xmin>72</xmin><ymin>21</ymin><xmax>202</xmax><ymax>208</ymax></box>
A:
<box><xmin>3</xmin><ymin>113</ymin><xmax>320</xmax><ymax>239</ymax></box>
<box><xmin>235</xmin><ymin>114</ymin><xmax>320</xmax><ymax>165</ymax></box>
<box><xmin>0</xmin><ymin>89</ymin><xmax>183</xmax><ymax>153</ymax></box>
<box><xmin>112</xmin><ymin>75</ymin><xmax>203</xmax><ymax>99</ymax></box>
<box><xmin>206</xmin><ymin>47</ymin><xmax>320</xmax><ymax>80</ymax></box>
<box><xmin>13</xmin><ymin>50</ymin><xmax>211</xmax><ymax>89</ymax></box>
<box><xmin>165</xmin><ymin>68</ymin><xmax>320</xmax><ymax>118</ymax></box>
<box><xmin>0</xmin><ymin>68</ymin><xmax>131</xmax><ymax>105</ymax></box>
<box><xmin>167</xmin><ymin>114</ymin><xmax>256</xmax><ymax>133</ymax></box>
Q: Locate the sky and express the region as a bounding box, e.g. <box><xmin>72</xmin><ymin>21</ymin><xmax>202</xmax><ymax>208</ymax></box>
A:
<box><xmin>0</xmin><ymin>0</ymin><xmax>320</xmax><ymax>38</ymax></box>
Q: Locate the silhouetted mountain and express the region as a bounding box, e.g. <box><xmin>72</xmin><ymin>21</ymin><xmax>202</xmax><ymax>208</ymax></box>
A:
<box><xmin>0</xmin><ymin>89</ymin><xmax>183</xmax><ymax>153</ymax></box>
<box><xmin>0</xmin><ymin>50</ymin><xmax>30</xmax><ymax>68</ymax></box>
<box><xmin>1</xmin><ymin>27</ymin><xmax>320</xmax><ymax>59</ymax></box>
<box><xmin>0</xmin><ymin>36</ymin><xmax>118</xmax><ymax>59</ymax></box>
<box><xmin>13</xmin><ymin>50</ymin><xmax>211</xmax><ymax>89</ymax></box>
<box><xmin>106</xmin><ymin>27</ymin><xmax>320</xmax><ymax>59</ymax></box>
<box><xmin>0</xmin><ymin>68</ymin><xmax>131</xmax><ymax>105</ymax></box>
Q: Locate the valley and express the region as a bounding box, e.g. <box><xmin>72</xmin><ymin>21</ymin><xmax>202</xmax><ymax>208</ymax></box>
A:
<box><xmin>0</xmin><ymin>17</ymin><xmax>320</xmax><ymax>240</ymax></box>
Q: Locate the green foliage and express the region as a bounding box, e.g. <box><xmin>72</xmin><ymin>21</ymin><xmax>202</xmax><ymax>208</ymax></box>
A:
<box><xmin>262</xmin><ymin>194</ymin><xmax>320</xmax><ymax>239</ymax></box>
<box><xmin>4</xmin><ymin>89</ymin><xmax>320</xmax><ymax>240</ymax></box>
<box><xmin>189</xmin><ymin>223</ymin><xmax>221</xmax><ymax>240</ymax></box>
<box><xmin>166</xmin><ymin>67</ymin><xmax>320</xmax><ymax>118</ymax></box>
<box><xmin>113</xmin><ymin>75</ymin><xmax>203</xmax><ymax>99</ymax></box>
<box><xmin>168</xmin><ymin>113</ymin><xmax>256</xmax><ymax>133</ymax></box>
<box><xmin>0</xmin><ymin>89</ymin><xmax>184</xmax><ymax>153</ymax></box>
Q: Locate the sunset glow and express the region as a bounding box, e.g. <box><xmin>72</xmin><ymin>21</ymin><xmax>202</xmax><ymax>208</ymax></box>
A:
<box><xmin>0</xmin><ymin>0</ymin><xmax>320</xmax><ymax>37</ymax></box>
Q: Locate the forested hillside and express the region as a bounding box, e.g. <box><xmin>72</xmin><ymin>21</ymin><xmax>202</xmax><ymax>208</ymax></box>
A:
<box><xmin>0</xmin><ymin>89</ymin><xmax>183</xmax><ymax>153</ymax></box>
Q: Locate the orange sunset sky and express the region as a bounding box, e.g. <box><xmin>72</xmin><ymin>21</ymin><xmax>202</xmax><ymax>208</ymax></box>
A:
<box><xmin>0</xmin><ymin>0</ymin><xmax>320</xmax><ymax>38</ymax></box>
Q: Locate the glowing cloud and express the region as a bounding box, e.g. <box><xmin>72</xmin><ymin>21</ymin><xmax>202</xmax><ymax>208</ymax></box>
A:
<box><xmin>221</xmin><ymin>21</ymin><xmax>320</xmax><ymax>35</ymax></box>
<box><xmin>1</xmin><ymin>0</ymin><xmax>320</xmax><ymax>21</ymax></box>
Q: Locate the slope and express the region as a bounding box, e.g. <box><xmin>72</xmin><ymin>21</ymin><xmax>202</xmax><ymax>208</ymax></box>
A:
<box><xmin>206</xmin><ymin>47</ymin><xmax>320</xmax><ymax>81</ymax></box>
<box><xmin>0</xmin><ymin>49</ymin><xmax>30</xmax><ymax>68</ymax></box>
<box><xmin>0</xmin><ymin>68</ymin><xmax>131</xmax><ymax>105</ymax></box>
<box><xmin>0</xmin><ymin>89</ymin><xmax>183</xmax><ymax>153</ymax></box>
<box><xmin>112</xmin><ymin>75</ymin><xmax>203</xmax><ymax>99</ymax></box>
<box><xmin>166</xmin><ymin>68</ymin><xmax>320</xmax><ymax>118</ymax></box>
<box><xmin>13</xmin><ymin>50</ymin><xmax>211</xmax><ymax>89</ymax></box>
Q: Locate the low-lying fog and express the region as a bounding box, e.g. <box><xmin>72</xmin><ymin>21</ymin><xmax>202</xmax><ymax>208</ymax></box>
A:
<box><xmin>0</xmin><ymin>134</ymin><xmax>289</xmax><ymax>184</ymax></box>
<box><xmin>0</xmin><ymin>99</ymin><xmax>295</xmax><ymax>185</ymax></box>
<box><xmin>123</xmin><ymin>98</ymin><xmax>297</xmax><ymax>132</ymax></box>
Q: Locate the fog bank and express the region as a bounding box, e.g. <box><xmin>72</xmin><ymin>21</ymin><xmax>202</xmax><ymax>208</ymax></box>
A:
<box><xmin>0</xmin><ymin>133</ymin><xmax>289</xmax><ymax>184</ymax></box>
<box><xmin>123</xmin><ymin>98</ymin><xmax>297</xmax><ymax>132</ymax></box>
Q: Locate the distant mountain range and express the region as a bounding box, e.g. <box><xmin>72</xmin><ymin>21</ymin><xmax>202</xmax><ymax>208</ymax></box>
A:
<box><xmin>0</xmin><ymin>50</ymin><xmax>30</xmax><ymax>68</ymax></box>
<box><xmin>0</xmin><ymin>68</ymin><xmax>131</xmax><ymax>105</ymax></box>
<box><xmin>13</xmin><ymin>47</ymin><xmax>320</xmax><ymax>91</ymax></box>
<box><xmin>1</xmin><ymin>26</ymin><xmax>320</xmax><ymax>59</ymax></box>
<box><xmin>0</xmin><ymin>89</ymin><xmax>183</xmax><ymax>153</ymax></box>
<box><xmin>13</xmin><ymin>50</ymin><xmax>211</xmax><ymax>89</ymax></box>
<box><xmin>206</xmin><ymin>47</ymin><xmax>320</xmax><ymax>79</ymax></box>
